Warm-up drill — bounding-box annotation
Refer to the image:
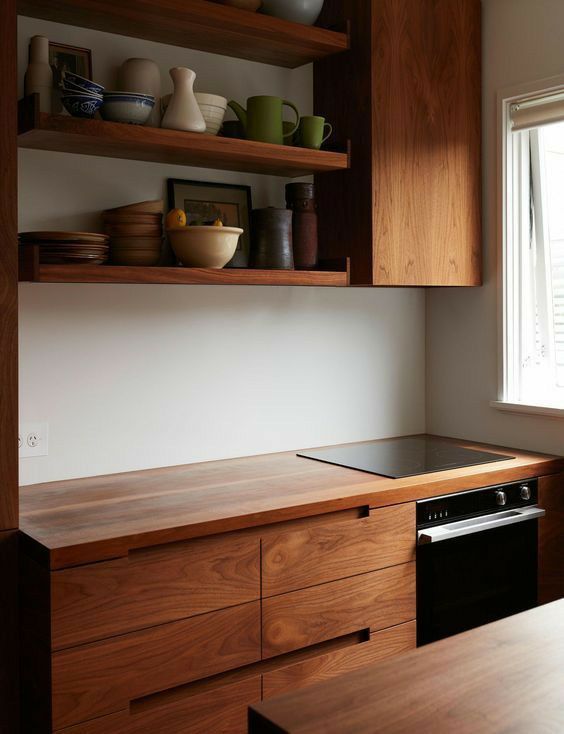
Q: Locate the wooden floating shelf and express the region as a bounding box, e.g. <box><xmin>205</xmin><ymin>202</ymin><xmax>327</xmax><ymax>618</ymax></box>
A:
<box><xmin>19</xmin><ymin>264</ymin><xmax>349</xmax><ymax>287</ymax></box>
<box><xmin>18</xmin><ymin>97</ymin><xmax>350</xmax><ymax>178</ymax></box>
<box><xmin>17</xmin><ymin>0</ymin><xmax>349</xmax><ymax>68</ymax></box>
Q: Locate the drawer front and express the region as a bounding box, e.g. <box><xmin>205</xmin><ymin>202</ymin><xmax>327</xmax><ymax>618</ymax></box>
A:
<box><xmin>262</xmin><ymin>563</ymin><xmax>415</xmax><ymax>658</ymax></box>
<box><xmin>56</xmin><ymin>676</ymin><xmax>261</xmax><ymax>734</ymax></box>
<box><xmin>262</xmin><ymin>503</ymin><xmax>415</xmax><ymax>596</ymax></box>
<box><xmin>262</xmin><ymin>621</ymin><xmax>416</xmax><ymax>699</ymax></box>
<box><xmin>52</xmin><ymin>601</ymin><xmax>260</xmax><ymax>730</ymax></box>
<box><xmin>52</xmin><ymin>533</ymin><xmax>260</xmax><ymax>649</ymax></box>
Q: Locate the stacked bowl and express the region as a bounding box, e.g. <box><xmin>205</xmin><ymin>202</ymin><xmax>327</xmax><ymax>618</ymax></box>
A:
<box><xmin>103</xmin><ymin>200</ymin><xmax>163</xmax><ymax>266</ymax></box>
<box><xmin>194</xmin><ymin>93</ymin><xmax>227</xmax><ymax>135</ymax></box>
<box><xmin>60</xmin><ymin>71</ymin><xmax>104</xmax><ymax>118</ymax></box>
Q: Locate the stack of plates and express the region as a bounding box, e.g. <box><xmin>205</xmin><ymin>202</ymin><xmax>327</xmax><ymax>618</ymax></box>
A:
<box><xmin>103</xmin><ymin>200</ymin><xmax>163</xmax><ymax>266</ymax></box>
<box><xmin>19</xmin><ymin>231</ymin><xmax>109</xmax><ymax>264</ymax></box>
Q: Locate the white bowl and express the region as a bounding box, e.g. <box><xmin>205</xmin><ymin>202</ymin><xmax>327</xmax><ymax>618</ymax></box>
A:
<box><xmin>260</xmin><ymin>0</ymin><xmax>325</xmax><ymax>25</ymax></box>
<box><xmin>101</xmin><ymin>93</ymin><xmax>155</xmax><ymax>125</ymax></box>
<box><xmin>167</xmin><ymin>226</ymin><xmax>243</xmax><ymax>268</ymax></box>
<box><xmin>195</xmin><ymin>93</ymin><xmax>227</xmax><ymax>135</ymax></box>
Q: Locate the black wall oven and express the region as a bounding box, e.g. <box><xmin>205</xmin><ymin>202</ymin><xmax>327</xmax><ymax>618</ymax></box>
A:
<box><xmin>416</xmin><ymin>479</ymin><xmax>544</xmax><ymax>646</ymax></box>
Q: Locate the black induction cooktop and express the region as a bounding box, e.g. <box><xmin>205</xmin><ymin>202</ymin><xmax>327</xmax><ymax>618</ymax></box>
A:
<box><xmin>297</xmin><ymin>436</ymin><xmax>514</xmax><ymax>479</ymax></box>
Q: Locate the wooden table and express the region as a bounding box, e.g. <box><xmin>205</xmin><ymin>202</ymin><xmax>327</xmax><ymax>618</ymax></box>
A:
<box><xmin>249</xmin><ymin>600</ymin><xmax>564</xmax><ymax>734</ymax></box>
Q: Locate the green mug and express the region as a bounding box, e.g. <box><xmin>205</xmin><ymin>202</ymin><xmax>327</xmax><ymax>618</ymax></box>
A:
<box><xmin>298</xmin><ymin>115</ymin><xmax>333</xmax><ymax>150</ymax></box>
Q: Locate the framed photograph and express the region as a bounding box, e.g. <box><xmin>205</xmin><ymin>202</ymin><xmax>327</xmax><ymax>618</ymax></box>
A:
<box><xmin>167</xmin><ymin>179</ymin><xmax>252</xmax><ymax>268</ymax></box>
<box><xmin>49</xmin><ymin>42</ymin><xmax>92</xmax><ymax>81</ymax></box>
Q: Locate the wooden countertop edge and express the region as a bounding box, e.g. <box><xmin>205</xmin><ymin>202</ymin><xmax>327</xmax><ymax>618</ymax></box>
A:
<box><xmin>19</xmin><ymin>453</ymin><xmax>564</xmax><ymax>570</ymax></box>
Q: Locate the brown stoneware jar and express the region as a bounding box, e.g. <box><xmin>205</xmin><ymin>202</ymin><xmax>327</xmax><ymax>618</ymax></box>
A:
<box><xmin>250</xmin><ymin>207</ymin><xmax>294</xmax><ymax>269</ymax></box>
<box><xmin>285</xmin><ymin>182</ymin><xmax>318</xmax><ymax>270</ymax></box>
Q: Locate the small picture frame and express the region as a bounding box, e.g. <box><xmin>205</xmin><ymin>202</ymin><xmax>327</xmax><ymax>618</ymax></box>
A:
<box><xmin>49</xmin><ymin>42</ymin><xmax>93</xmax><ymax>81</ymax></box>
<box><xmin>167</xmin><ymin>178</ymin><xmax>252</xmax><ymax>268</ymax></box>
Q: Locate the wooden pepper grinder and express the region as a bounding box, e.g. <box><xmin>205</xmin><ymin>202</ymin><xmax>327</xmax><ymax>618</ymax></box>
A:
<box><xmin>286</xmin><ymin>183</ymin><xmax>318</xmax><ymax>270</ymax></box>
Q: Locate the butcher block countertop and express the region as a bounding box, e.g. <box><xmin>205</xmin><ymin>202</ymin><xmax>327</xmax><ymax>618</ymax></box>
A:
<box><xmin>248</xmin><ymin>599</ymin><xmax>564</xmax><ymax>734</ymax></box>
<box><xmin>19</xmin><ymin>435</ymin><xmax>564</xmax><ymax>569</ymax></box>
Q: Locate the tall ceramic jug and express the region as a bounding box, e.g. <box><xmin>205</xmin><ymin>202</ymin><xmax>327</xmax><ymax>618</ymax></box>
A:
<box><xmin>161</xmin><ymin>67</ymin><xmax>206</xmax><ymax>133</ymax></box>
<box><xmin>24</xmin><ymin>35</ymin><xmax>53</xmax><ymax>113</ymax></box>
<box><xmin>118</xmin><ymin>58</ymin><xmax>161</xmax><ymax>127</ymax></box>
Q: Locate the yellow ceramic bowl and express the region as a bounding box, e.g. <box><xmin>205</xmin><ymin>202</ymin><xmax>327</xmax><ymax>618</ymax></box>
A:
<box><xmin>167</xmin><ymin>226</ymin><xmax>243</xmax><ymax>268</ymax></box>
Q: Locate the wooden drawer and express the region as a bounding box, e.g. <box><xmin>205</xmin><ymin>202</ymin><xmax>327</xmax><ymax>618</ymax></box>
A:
<box><xmin>52</xmin><ymin>601</ymin><xmax>260</xmax><ymax>730</ymax></box>
<box><xmin>56</xmin><ymin>676</ymin><xmax>261</xmax><ymax>734</ymax></box>
<box><xmin>262</xmin><ymin>563</ymin><xmax>415</xmax><ymax>658</ymax></box>
<box><xmin>262</xmin><ymin>503</ymin><xmax>415</xmax><ymax>596</ymax></box>
<box><xmin>51</xmin><ymin>532</ymin><xmax>260</xmax><ymax>649</ymax></box>
<box><xmin>262</xmin><ymin>621</ymin><xmax>416</xmax><ymax>699</ymax></box>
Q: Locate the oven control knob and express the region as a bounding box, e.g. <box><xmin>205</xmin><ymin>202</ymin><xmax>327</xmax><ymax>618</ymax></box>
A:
<box><xmin>520</xmin><ymin>484</ymin><xmax>531</xmax><ymax>501</ymax></box>
<box><xmin>495</xmin><ymin>490</ymin><xmax>507</xmax><ymax>506</ymax></box>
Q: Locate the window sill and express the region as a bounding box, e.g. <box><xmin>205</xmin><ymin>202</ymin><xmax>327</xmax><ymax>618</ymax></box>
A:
<box><xmin>490</xmin><ymin>400</ymin><xmax>564</xmax><ymax>419</ymax></box>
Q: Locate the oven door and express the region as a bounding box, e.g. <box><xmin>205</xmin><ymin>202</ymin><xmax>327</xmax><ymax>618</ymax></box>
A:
<box><xmin>416</xmin><ymin>507</ymin><xmax>543</xmax><ymax>646</ymax></box>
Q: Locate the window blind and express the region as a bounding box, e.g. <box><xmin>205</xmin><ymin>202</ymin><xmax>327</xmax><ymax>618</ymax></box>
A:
<box><xmin>511</xmin><ymin>91</ymin><xmax>564</xmax><ymax>132</ymax></box>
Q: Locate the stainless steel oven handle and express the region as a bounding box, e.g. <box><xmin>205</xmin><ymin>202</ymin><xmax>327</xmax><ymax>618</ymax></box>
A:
<box><xmin>417</xmin><ymin>506</ymin><xmax>545</xmax><ymax>545</ymax></box>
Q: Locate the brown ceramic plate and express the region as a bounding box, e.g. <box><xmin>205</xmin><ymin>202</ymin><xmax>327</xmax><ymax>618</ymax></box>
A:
<box><xmin>19</xmin><ymin>231</ymin><xmax>109</xmax><ymax>243</ymax></box>
<box><xmin>104</xmin><ymin>200</ymin><xmax>163</xmax><ymax>214</ymax></box>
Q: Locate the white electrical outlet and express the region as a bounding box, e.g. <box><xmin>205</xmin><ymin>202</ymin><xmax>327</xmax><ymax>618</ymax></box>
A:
<box><xmin>19</xmin><ymin>422</ymin><xmax>49</xmax><ymax>458</ymax></box>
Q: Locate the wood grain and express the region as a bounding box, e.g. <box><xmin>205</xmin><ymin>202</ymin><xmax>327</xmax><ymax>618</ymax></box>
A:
<box><xmin>18</xmin><ymin>98</ymin><xmax>349</xmax><ymax>178</ymax></box>
<box><xmin>314</xmin><ymin>0</ymin><xmax>481</xmax><ymax>286</ymax></box>
<box><xmin>17</xmin><ymin>0</ymin><xmax>348</xmax><ymax>69</ymax></box>
<box><xmin>249</xmin><ymin>600</ymin><xmax>564</xmax><ymax>734</ymax></box>
<box><xmin>20</xmin><ymin>263</ymin><xmax>348</xmax><ymax>287</ymax></box>
<box><xmin>57</xmin><ymin>676</ymin><xmax>261</xmax><ymax>734</ymax></box>
<box><xmin>51</xmin><ymin>601</ymin><xmax>260</xmax><ymax>729</ymax></box>
<box><xmin>0</xmin><ymin>0</ymin><xmax>17</xmax><ymax>532</ymax></box>
<box><xmin>19</xmin><ymin>436</ymin><xmax>564</xmax><ymax>570</ymax></box>
<box><xmin>262</xmin><ymin>622</ymin><xmax>416</xmax><ymax>699</ymax></box>
<box><xmin>51</xmin><ymin>532</ymin><xmax>260</xmax><ymax>649</ymax></box>
<box><xmin>539</xmin><ymin>473</ymin><xmax>564</xmax><ymax>604</ymax></box>
<box><xmin>262</xmin><ymin>564</ymin><xmax>415</xmax><ymax>658</ymax></box>
<box><xmin>262</xmin><ymin>503</ymin><xmax>415</xmax><ymax>596</ymax></box>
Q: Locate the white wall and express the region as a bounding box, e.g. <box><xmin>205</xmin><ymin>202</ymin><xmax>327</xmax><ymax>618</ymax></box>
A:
<box><xmin>426</xmin><ymin>0</ymin><xmax>564</xmax><ymax>456</ymax></box>
<box><xmin>18</xmin><ymin>17</ymin><xmax>426</xmax><ymax>485</ymax></box>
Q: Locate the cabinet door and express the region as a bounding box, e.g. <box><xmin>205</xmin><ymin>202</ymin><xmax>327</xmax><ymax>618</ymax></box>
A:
<box><xmin>262</xmin><ymin>504</ymin><xmax>415</xmax><ymax>596</ymax></box>
<box><xmin>262</xmin><ymin>564</ymin><xmax>415</xmax><ymax>658</ymax></box>
<box><xmin>262</xmin><ymin>621</ymin><xmax>416</xmax><ymax>699</ymax></box>
<box><xmin>56</xmin><ymin>676</ymin><xmax>262</xmax><ymax>734</ymax></box>
<box><xmin>52</xmin><ymin>532</ymin><xmax>260</xmax><ymax>648</ymax></box>
<box><xmin>52</xmin><ymin>601</ymin><xmax>260</xmax><ymax>730</ymax></box>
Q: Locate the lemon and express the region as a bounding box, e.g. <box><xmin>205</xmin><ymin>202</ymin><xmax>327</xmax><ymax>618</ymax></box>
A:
<box><xmin>166</xmin><ymin>208</ymin><xmax>187</xmax><ymax>229</ymax></box>
<box><xmin>213</xmin><ymin>218</ymin><xmax>224</xmax><ymax>227</ymax></box>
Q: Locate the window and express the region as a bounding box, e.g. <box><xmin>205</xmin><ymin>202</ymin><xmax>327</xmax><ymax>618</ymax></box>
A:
<box><xmin>500</xmin><ymin>79</ymin><xmax>564</xmax><ymax>412</ymax></box>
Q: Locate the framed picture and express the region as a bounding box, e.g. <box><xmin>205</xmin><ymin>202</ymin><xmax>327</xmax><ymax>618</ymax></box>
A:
<box><xmin>167</xmin><ymin>178</ymin><xmax>252</xmax><ymax>268</ymax></box>
<box><xmin>49</xmin><ymin>42</ymin><xmax>92</xmax><ymax>81</ymax></box>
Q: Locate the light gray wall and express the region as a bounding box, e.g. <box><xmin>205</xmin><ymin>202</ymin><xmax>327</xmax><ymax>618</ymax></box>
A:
<box><xmin>426</xmin><ymin>0</ymin><xmax>564</xmax><ymax>455</ymax></box>
<box><xmin>18</xmin><ymin>17</ymin><xmax>426</xmax><ymax>485</ymax></box>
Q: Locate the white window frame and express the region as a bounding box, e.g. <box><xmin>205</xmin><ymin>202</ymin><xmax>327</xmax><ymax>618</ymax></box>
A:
<box><xmin>491</xmin><ymin>73</ymin><xmax>564</xmax><ymax>419</ymax></box>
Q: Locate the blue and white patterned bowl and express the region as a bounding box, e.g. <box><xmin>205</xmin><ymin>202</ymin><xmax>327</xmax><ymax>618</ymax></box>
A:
<box><xmin>62</xmin><ymin>94</ymin><xmax>104</xmax><ymax>118</ymax></box>
<box><xmin>61</xmin><ymin>78</ymin><xmax>103</xmax><ymax>97</ymax></box>
<box><xmin>60</xmin><ymin>71</ymin><xmax>104</xmax><ymax>96</ymax></box>
<box><xmin>100</xmin><ymin>93</ymin><xmax>155</xmax><ymax>125</ymax></box>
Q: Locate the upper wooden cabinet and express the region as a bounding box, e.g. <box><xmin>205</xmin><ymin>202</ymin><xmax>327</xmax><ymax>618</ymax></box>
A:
<box><xmin>314</xmin><ymin>0</ymin><xmax>482</xmax><ymax>287</ymax></box>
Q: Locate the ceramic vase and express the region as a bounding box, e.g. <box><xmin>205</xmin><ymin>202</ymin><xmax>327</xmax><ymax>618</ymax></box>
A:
<box><xmin>286</xmin><ymin>183</ymin><xmax>318</xmax><ymax>270</ymax></box>
<box><xmin>250</xmin><ymin>208</ymin><xmax>294</xmax><ymax>270</ymax></box>
<box><xmin>118</xmin><ymin>58</ymin><xmax>161</xmax><ymax>127</ymax></box>
<box><xmin>24</xmin><ymin>35</ymin><xmax>53</xmax><ymax>113</ymax></box>
<box><xmin>161</xmin><ymin>67</ymin><xmax>206</xmax><ymax>133</ymax></box>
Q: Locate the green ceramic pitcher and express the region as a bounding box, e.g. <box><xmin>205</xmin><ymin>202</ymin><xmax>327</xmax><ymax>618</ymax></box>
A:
<box><xmin>227</xmin><ymin>96</ymin><xmax>300</xmax><ymax>145</ymax></box>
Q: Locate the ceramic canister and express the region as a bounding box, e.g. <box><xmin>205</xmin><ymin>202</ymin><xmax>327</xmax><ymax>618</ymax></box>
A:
<box><xmin>286</xmin><ymin>183</ymin><xmax>318</xmax><ymax>270</ymax></box>
<box><xmin>250</xmin><ymin>208</ymin><xmax>294</xmax><ymax>270</ymax></box>
<box><xmin>24</xmin><ymin>35</ymin><xmax>53</xmax><ymax>113</ymax></box>
<box><xmin>118</xmin><ymin>58</ymin><xmax>161</xmax><ymax>127</ymax></box>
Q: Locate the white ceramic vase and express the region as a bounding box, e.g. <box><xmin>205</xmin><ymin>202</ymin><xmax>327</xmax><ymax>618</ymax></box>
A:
<box><xmin>24</xmin><ymin>35</ymin><xmax>53</xmax><ymax>113</ymax></box>
<box><xmin>161</xmin><ymin>67</ymin><xmax>206</xmax><ymax>133</ymax></box>
<box><xmin>118</xmin><ymin>58</ymin><xmax>161</xmax><ymax>127</ymax></box>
